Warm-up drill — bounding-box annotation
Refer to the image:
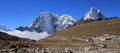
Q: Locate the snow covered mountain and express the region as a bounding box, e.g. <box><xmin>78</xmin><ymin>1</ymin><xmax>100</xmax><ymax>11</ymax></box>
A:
<box><xmin>82</xmin><ymin>7</ymin><xmax>106</xmax><ymax>20</ymax></box>
<box><xmin>74</xmin><ymin>7</ymin><xmax>106</xmax><ymax>25</ymax></box>
<box><xmin>16</xmin><ymin>12</ymin><xmax>58</xmax><ymax>34</ymax></box>
<box><xmin>0</xmin><ymin>25</ymin><xmax>11</xmax><ymax>32</ymax></box>
<box><xmin>56</xmin><ymin>14</ymin><xmax>75</xmax><ymax>31</ymax></box>
<box><xmin>16</xmin><ymin>12</ymin><xmax>75</xmax><ymax>34</ymax></box>
<box><xmin>28</xmin><ymin>12</ymin><xmax>58</xmax><ymax>34</ymax></box>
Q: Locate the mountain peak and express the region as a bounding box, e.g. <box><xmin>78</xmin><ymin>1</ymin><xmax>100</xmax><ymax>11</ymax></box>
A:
<box><xmin>90</xmin><ymin>7</ymin><xmax>97</xmax><ymax>10</ymax></box>
<box><xmin>28</xmin><ymin>12</ymin><xmax>58</xmax><ymax>34</ymax></box>
<box><xmin>56</xmin><ymin>14</ymin><xmax>75</xmax><ymax>31</ymax></box>
<box><xmin>60</xmin><ymin>14</ymin><xmax>75</xmax><ymax>21</ymax></box>
<box><xmin>82</xmin><ymin>7</ymin><xmax>105</xmax><ymax>20</ymax></box>
<box><xmin>40</xmin><ymin>11</ymin><xmax>54</xmax><ymax>15</ymax></box>
<box><xmin>74</xmin><ymin>7</ymin><xmax>106</xmax><ymax>25</ymax></box>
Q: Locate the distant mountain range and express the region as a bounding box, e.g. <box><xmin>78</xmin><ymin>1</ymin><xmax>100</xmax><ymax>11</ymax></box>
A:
<box><xmin>16</xmin><ymin>12</ymin><xmax>75</xmax><ymax>34</ymax></box>
<box><xmin>16</xmin><ymin>7</ymin><xmax>119</xmax><ymax>35</ymax></box>
<box><xmin>0</xmin><ymin>25</ymin><xmax>11</xmax><ymax>32</ymax></box>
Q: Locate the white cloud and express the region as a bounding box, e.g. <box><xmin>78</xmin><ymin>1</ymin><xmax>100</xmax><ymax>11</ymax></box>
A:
<box><xmin>7</xmin><ymin>30</ymin><xmax>50</xmax><ymax>40</ymax></box>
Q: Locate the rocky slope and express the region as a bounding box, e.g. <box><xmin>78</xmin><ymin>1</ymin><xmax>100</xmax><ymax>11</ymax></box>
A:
<box><xmin>0</xmin><ymin>32</ymin><xmax>35</xmax><ymax>48</ymax></box>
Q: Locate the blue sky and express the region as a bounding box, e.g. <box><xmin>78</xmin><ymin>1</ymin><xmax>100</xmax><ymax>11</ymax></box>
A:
<box><xmin>0</xmin><ymin>0</ymin><xmax>120</xmax><ymax>30</ymax></box>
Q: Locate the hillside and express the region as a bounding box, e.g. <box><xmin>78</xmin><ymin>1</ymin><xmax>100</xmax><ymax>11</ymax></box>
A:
<box><xmin>38</xmin><ymin>18</ymin><xmax>120</xmax><ymax>47</ymax></box>
<box><xmin>0</xmin><ymin>32</ymin><xmax>35</xmax><ymax>49</ymax></box>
